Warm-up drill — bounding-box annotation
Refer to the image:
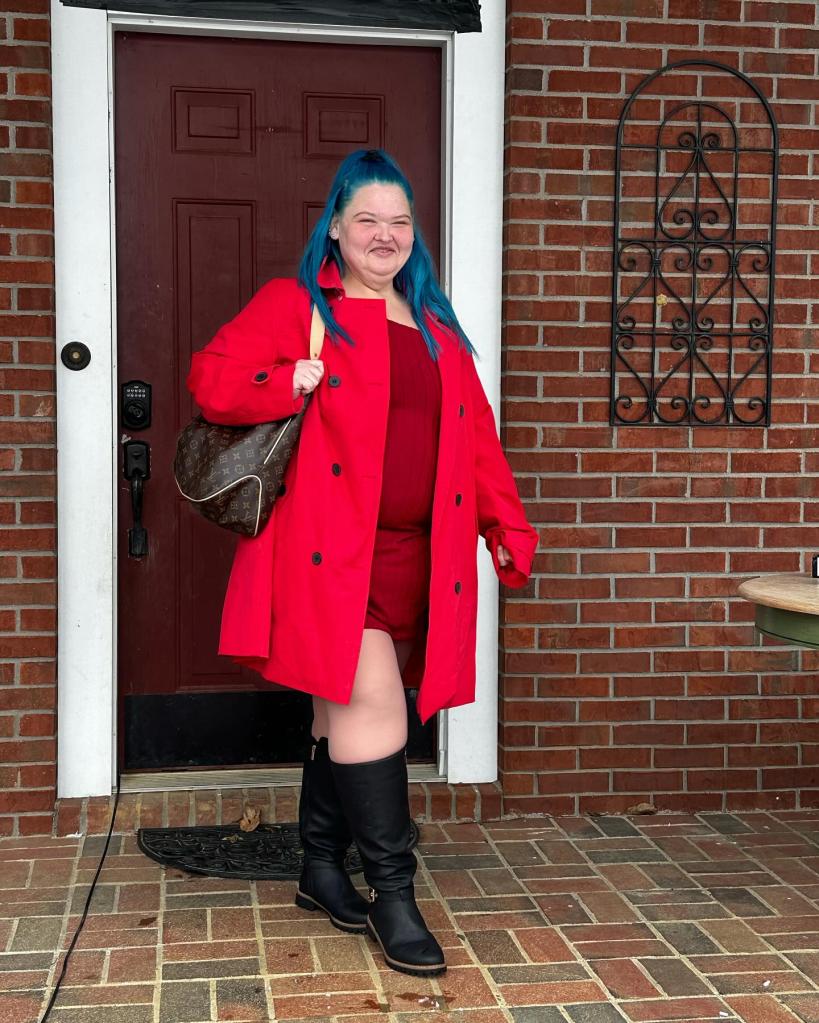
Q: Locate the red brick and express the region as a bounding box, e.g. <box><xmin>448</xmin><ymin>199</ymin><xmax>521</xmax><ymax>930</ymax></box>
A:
<box><xmin>589</xmin><ymin>45</ymin><xmax>663</xmax><ymax>69</ymax></box>
<box><xmin>704</xmin><ymin>23</ymin><xmax>775</xmax><ymax>46</ymax></box>
<box><xmin>16</xmin><ymin>287</ymin><xmax>53</xmax><ymax>311</ymax></box>
<box><xmin>0</xmin><ymin>789</ymin><xmax>53</xmax><ymax>813</ymax></box>
<box><xmin>591</xmin><ymin>0</ymin><xmax>663</xmax><ymax>13</ymax></box>
<box><xmin>15</xmin><ymin>180</ymin><xmax>52</xmax><ymax>205</ymax></box>
<box><xmin>654</xmin><ymin>746</ymin><xmax>725</xmax><ymax>769</ymax></box>
<box><xmin>20</xmin><ymin>607</ymin><xmax>54</xmax><ymax>629</ymax></box>
<box><xmin>0</xmin><ymin>528</ymin><xmax>54</xmax><ymax>551</ymax></box>
<box><xmin>616</xmin><ymin>577</ymin><xmax>686</xmax><ymax>598</ymax></box>
<box><xmin>581</xmin><ymin>746</ymin><xmax>651</xmax><ymax>769</ymax></box>
<box><xmin>19</xmin><ymin>662</ymin><xmax>55</xmax><ymax>685</ymax></box>
<box><xmin>18</xmin><ymin>814</ymin><xmax>52</xmax><ymax>835</ymax></box>
<box><xmin>538</xmin><ymin>771</ymin><xmax>610</xmax><ymax>794</ymax></box>
<box><xmin>613</xmin><ymin>770</ymin><xmax>684</xmax><ymax>792</ymax></box>
<box><xmin>19</xmin><ymin>559</ymin><xmax>55</xmax><ymax>581</ymax></box>
<box><xmin>548</xmin><ymin>69</ymin><xmax>622</xmax><ymax>94</ymax></box>
<box><xmin>15</xmin><ymin>233</ymin><xmax>53</xmax><ymax>257</ymax></box>
<box><xmin>11</xmin><ymin>71</ymin><xmax>49</xmax><ymax>97</ymax></box>
<box><xmin>0</xmin><ymin>738</ymin><xmax>55</xmax><ymax>763</ymax></box>
<box><xmin>18</xmin><ymin>713</ymin><xmax>53</xmax><ymax>737</ymax></box>
<box><xmin>548</xmin><ymin>19</ymin><xmax>620</xmax><ymax>40</ymax></box>
<box><xmin>12</xmin><ymin>18</ymin><xmax>50</xmax><ymax>43</ymax></box>
<box><xmin>626</xmin><ymin>21</ymin><xmax>700</xmax><ymax>44</ymax></box>
<box><xmin>781</xmin><ymin>27</ymin><xmax>819</xmax><ymax>47</ymax></box>
<box><xmin>509</xmin><ymin>15</ymin><xmax>544</xmax><ymax>39</ymax></box>
<box><xmin>509</xmin><ymin>42</ymin><xmax>583</xmax><ymax>68</ymax></box>
<box><xmin>614</xmin><ymin>724</ymin><xmax>685</xmax><ymax>746</ymax></box>
<box><xmin>19</xmin><ymin>449</ymin><xmax>56</xmax><ymax>471</ymax></box>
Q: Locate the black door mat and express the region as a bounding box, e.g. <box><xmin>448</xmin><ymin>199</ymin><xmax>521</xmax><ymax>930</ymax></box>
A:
<box><xmin>137</xmin><ymin>820</ymin><xmax>420</xmax><ymax>881</ymax></box>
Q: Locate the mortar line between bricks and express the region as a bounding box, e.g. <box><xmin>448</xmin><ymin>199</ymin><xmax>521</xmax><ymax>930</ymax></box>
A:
<box><xmin>469</xmin><ymin>820</ymin><xmax>585</xmax><ymax>1019</ymax></box>
<box><xmin>549</xmin><ymin>831</ymin><xmax>687</xmax><ymax>1004</ymax></box>
<box><xmin>620</xmin><ymin>817</ymin><xmax>758</xmax><ymax>1006</ymax></box>
<box><xmin>495</xmin><ymin>900</ymin><xmax>535</xmax><ymax>966</ymax></box>
<box><xmin>357</xmin><ymin>883</ymin><xmax>391</xmax><ymax>1018</ymax></box>
<box><xmin>635</xmin><ymin>813</ymin><xmax>815</xmax><ymax>1003</ymax></box>
<box><xmin>101</xmin><ymin>944</ymin><xmax>111</xmax><ymax>986</ymax></box>
<box><xmin>35</xmin><ymin>836</ymin><xmax>81</xmax><ymax>1021</ymax></box>
<box><xmin>690</xmin><ymin>811</ymin><xmax>819</xmax><ymax>994</ymax></box>
<box><xmin>415</xmin><ymin>844</ymin><xmax>518</xmax><ymax>1022</ymax></box>
<box><xmin>134</xmin><ymin>791</ymin><xmax>144</xmax><ymax>835</ymax></box>
<box><xmin>555</xmin><ymin>815</ymin><xmax>738</xmax><ymax>1009</ymax></box>
<box><xmin>745</xmin><ymin>904</ymin><xmax>819</xmax><ymax>991</ymax></box>
<box><xmin>5</xmin><ymin>897</ymin><xmax>20</xmax><ymax>953</ymax></box>
<box><xmin>154</xmin><ymin>844</ymin><xmax>166</xmax><ymax>1023</ymax></box>
<box><xmin>250</xmin><ymin>878</ymin><xmax>277</xmax><ymax>1023</ymax></box>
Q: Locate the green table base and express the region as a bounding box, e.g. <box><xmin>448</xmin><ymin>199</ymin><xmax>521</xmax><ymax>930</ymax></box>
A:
<box><xmin>755</xmin><ymin>603</ymin><xmax>819</xmax><ymax>648</ymax></box>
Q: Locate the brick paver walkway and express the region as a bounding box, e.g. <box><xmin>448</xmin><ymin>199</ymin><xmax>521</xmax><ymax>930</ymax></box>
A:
<box><xmin>2</xmin><ymin>811</ymin><xmax>819</xmax><ymax>1022</ymax></box>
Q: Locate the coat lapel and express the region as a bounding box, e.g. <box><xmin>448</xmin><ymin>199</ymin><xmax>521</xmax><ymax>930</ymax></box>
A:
<box><xmin>430</xmin><ymin>324</ymin><xmax>460</xmax><ymax>536</ymax></box>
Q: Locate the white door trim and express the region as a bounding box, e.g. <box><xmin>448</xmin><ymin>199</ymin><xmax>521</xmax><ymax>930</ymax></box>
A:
<box><xmin>52</xmin><ymin>1</ymin><xmax>505</xmax><ymax>797</ymax></box>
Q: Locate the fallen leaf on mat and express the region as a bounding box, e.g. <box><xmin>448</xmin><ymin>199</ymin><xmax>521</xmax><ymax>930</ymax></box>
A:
<box><xmin>239</xmin><ymin>805</ymin><xmax>261</xmax><ymax>832</ymax></box>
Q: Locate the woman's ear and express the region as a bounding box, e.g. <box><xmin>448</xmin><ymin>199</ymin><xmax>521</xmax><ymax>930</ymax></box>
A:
<box><xmin>328</xmin><ymin>220</ymin><xmax>339</xmax><ymax>240</ymax></box>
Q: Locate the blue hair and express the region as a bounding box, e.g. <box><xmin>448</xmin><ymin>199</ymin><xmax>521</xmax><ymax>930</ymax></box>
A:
<box><xmin>298</xmin><ymin>149</ymin><xmax>475</xmax><ymax>360</ymax></box>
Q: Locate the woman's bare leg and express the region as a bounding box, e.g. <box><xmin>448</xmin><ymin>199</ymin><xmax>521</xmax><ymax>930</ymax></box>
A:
<box><xmin>326</xmin><ymin>631</ymin><xmax>444</xmax><ymax>975</ymax></box>
<box><xmin>312</xmin><ymin>629</ymin><xmax>412</xmax><ymax>764</ymax></box>
<box><xmin>311</xmin><ymin>694</ymin><xmax>330</xmax><ymax>741</ymax></box>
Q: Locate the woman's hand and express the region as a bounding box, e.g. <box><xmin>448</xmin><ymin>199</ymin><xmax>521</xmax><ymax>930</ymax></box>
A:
<box><xmin>292</xmin><ymin>359</ymin><xmax>325</xmax><ymax>400</ymax></box>
<box><xmin>496</xmin><ymin>545</ymin><xmax>511</xmax><ymax>569</ymax></box>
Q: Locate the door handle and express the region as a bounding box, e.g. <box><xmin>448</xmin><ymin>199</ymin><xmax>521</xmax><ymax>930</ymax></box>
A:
<box><xmin>123</xmin><ymin>440</ymin><xmax>150</xmax><ymax>558</ymax></box>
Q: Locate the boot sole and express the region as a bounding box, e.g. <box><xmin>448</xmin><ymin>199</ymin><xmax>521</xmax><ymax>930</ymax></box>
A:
<box><xmin>365</xmin><ymin>920</ymin><xmax>447</xmax><ymax>977</ymax></box>
<box><xmin>294</xmin><ymin>890</ymin><xmax>367</xmax><ymax>935</ymax></box>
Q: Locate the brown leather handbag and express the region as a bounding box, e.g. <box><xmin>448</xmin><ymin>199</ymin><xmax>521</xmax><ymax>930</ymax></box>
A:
<box><xmin>174</xmin><ymin>305</ymin><xmax>325</xmax><ymax>537</ymax></box>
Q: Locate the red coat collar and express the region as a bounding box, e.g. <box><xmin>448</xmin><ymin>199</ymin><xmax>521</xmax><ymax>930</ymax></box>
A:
<box><xmin>315</xmin><ymin>257</ymin><xmax>451</xmax><ymax>346</ymax></box>
<box><xmin>317</xmin><ymin>257</ymin><xmax>344</xmax><ymax>292</ymax></box>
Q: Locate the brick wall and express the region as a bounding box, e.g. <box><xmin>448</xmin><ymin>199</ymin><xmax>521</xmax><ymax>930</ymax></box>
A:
<box><xmin>0</xmin><ymin>1</ymin><xmax>55</xmax><ymax>837</ymax></box>
<box><xmin>501</xmin><ymin>0</ymin><xmax>819</xmax><ymax>814</ymax></box>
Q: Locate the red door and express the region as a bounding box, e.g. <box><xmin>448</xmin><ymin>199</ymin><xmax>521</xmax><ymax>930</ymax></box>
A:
<box><xmin>114</xmin><ymin>31</ymin><xmax>442</xmax><ymax>771</ymax></box>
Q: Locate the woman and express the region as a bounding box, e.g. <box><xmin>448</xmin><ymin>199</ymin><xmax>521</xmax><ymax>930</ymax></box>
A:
<box><xmin>187</xmin><ymin>150</ymin><xmax>538</xmax><ymax>977</ymax></box>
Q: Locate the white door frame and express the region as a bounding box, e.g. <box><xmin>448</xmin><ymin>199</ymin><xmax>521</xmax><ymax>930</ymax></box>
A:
<box><xmin>52</xmin><ymin>0</ymin><xmax>506</xmax><ymax>797</ymax></box>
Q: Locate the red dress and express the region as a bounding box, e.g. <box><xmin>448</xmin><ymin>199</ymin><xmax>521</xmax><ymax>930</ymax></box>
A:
<box><xmin>364</xmin><ymin>320</ymin><xmax>442</xmax><ymax>641</ymax></box>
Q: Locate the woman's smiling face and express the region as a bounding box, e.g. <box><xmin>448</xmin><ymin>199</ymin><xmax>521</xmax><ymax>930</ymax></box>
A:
<box><xmin>331</xmin><ymin>183</ymin><xmax>414</xmax><ymax>290</ymax></box>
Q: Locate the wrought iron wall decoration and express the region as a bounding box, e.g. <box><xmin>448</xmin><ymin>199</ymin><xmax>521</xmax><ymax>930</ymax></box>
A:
<box><xmin>610</xmin><ymin>60</ymin><xmax>778</xmax><ymax>426</ymax></box>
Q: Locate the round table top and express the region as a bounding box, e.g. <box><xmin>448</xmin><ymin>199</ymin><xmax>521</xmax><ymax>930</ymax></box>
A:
<box><xmin>737</xmin><ymin>573</ymin><xmax>819</xmax><ymax>615</ymax></box>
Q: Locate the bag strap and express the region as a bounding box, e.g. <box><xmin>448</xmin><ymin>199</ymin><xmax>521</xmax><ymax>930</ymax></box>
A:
<box><xmin>309</xmin><ymin>303</ymin><xmax>326</xmax><ymax>361</ymax></box>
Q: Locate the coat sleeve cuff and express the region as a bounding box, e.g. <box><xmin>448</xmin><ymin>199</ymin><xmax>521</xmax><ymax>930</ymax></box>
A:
<box><xmin>251</xmin><ymin>363</ymin><xmax>305</xmax><ymax>417</ymax></box>
<box><xmin>485</xmin><ymin>527</ymin><xmax>534</xmax><ymax>589</ymax></box>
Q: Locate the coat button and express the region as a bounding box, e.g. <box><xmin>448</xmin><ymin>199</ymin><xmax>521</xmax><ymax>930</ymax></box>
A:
<box><xmin>458</xmin><ymin>404</ymin><xmax>465</xmax><ymax>417</ymax></box>
<box><xmin>253</xmin><ymin>370</ymin><xmax>269</xmax><ymax>383</ymax></box>
<box><xmin>455</xmin><ymin>493</ymin><xmax>462</xmax><ymax>506</ymax></box>
<box><xmin>329</xmin><ymin>375</ymin><xmax>341</xmax><ymax>387</ymax></box>
<box><xmin>278</xmin><ymin>483</ymin><xmax>287</xmax><ymax>497</ymax></box>
<box><xmin>311</xmin><ymin>552</ymin><xmax>322</xmax><ymax>565</ymax></box>
<box><xmin>454</xmin><ymin>581</ymin><xmax>461</xmax><ymax>594</ymax></box>
<box><xmin>332</xmin><ymin>463</ymin><xmax>341</xmax><ymax>476</ymax></box>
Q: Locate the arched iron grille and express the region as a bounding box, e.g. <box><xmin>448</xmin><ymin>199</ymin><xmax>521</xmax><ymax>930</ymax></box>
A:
<box><xmin>610</xmin><ymin>61</ymin><xmax>778</xmax><ymax>426</ymax></box>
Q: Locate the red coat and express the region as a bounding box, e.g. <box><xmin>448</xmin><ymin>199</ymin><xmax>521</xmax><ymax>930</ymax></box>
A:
<box><xmin>186</xmin><ymin>261</ymin><xmax>538</xmax><ymax>723</ymax></box>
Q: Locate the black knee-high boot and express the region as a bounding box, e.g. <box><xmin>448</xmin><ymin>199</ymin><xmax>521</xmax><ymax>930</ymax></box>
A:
<box><xmin>331</xmin><ymin>749</ymin><xmax>446</xmax><ymax>977</ymax></box>
<box><xmin>295</xmin><ymin>737</ymin><xmax>369</xmax><ymax>933</ymax></box>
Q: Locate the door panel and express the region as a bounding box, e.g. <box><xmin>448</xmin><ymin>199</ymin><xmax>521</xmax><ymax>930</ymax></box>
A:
<box><xmin>115</xmin><ymin>32</ymin><xmax>441</xmax><ymax>770</ymax></box>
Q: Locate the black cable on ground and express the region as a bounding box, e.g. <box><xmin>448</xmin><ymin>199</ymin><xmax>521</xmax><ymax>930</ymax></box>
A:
<box><xmin>37</xmin><ymin>774</ymin><xmax>122</xmax><ymax>1023</ymax></box>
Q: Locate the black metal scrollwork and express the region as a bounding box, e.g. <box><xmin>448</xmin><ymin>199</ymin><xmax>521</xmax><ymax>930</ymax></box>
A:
<box><xmin>610</xmin><ymin>61</ymin><xmax>778</xmax><ymax>426</ymax></box>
